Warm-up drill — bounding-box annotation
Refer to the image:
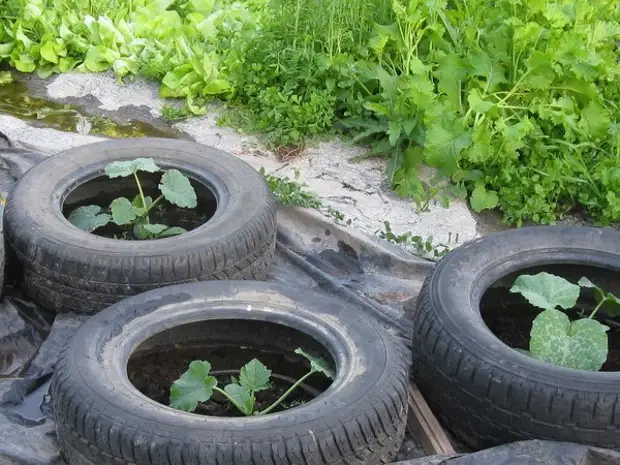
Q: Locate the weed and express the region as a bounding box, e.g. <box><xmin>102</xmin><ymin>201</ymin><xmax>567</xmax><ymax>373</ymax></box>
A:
<box><xmin>161</xmin><ymin>104</ymin><xmax>191</xmax><ymax>122</ymax></box>
<box><xmin>376</xmin><ymin>221</ymin><xmax>450</xmax><ymax>261</ymax></box>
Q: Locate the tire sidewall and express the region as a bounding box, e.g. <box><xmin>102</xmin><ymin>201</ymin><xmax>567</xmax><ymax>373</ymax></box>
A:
<box><xmin>53</xmin><ymin>281</ymin><xmax>406</xmax><ymax>441</ymax></box>
<box><xmin>4</xmin><ymin>138</ymin><xmax>273</xmax><ymax>259</ymax></box>
<box><xmin>425</xmin><ymin>226</ymin><xmax>620</xmax><ymax>390</ymax></box>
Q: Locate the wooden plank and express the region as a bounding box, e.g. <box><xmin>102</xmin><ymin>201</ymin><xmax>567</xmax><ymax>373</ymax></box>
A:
<box><xmin>407</xmin><ymin>381</ymin><xmax>456</xmax><ymax>456</ymax></box>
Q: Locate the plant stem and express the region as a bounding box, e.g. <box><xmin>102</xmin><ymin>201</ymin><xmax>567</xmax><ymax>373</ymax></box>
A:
<box><xmin>589</xmin><ymin>299</ymin><xmax>607</xmax><ymax>320</ymax></box>
<box><xmin>257</xmin><ymin>370</ymin><xmax>316</xmax><ymax>415</ymax></box>
<box><xmin>213</xmin><ymin>387</ymin><xmax>251</xmax><ymax>416</ymax></box>
<box><xmin>145</xmin><ymin>194</ymin><xmax>164</xmax><ymax>214</ymax></box>
<box><xmin>133</xmin><ymin>172</ymin><xmax>150</xmax><ymax>224</ymax></box>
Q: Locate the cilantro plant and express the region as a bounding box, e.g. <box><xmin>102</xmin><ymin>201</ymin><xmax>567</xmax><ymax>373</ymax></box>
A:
<box><xmin>67</xmin><ymin>157</ymin><xmax>197</xmax><ymax>240</ymax></box>
<box><xmin>169</xmin><ymin>348</ymin><xmax>335</xmax><ymax>415</ymax></box>
<box><xmin>509</xmin><ymin>272</ymin><xmax>620</xmax><ymax>371</ymax></box>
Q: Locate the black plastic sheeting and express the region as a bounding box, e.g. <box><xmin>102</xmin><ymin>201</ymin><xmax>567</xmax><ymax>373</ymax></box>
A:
<box><xmin>0</xmin><ymin>133</ymin><xmax>618</xmax><ymax>465</ymax></box>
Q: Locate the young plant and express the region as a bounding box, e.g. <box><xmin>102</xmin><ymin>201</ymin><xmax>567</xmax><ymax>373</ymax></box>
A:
<box><xmin>509</xmin><ymin>272</ymin><xmax>620</xmax><ymax>371</ymax></box>
<box><xmin>169</xmin><ymin>348</ymin><xmax>335</xmax><ymax>416</ymax></box>
<box><xmin>68</xmin><ymin>157</ymin><xmax>197</xmax><ymax>240</ymax></box>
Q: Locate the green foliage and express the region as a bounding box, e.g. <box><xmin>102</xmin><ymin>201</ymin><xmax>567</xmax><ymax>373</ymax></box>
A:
<box><xmin>67</xmin><ymin>157</ymin><xmax>197</xmax><ymax>239</ymax></box>
<box><xmin>161</xmin><ymin>104</ymin><xmax>190</xmax><ymax>122</ymax></box>
<box><xmin>169</xmin><ymin>347</ymin><xmax>334</xmax><ymax>415</ymax></box>
<box><xmin>260</xmin><ymin>168</ymin><xmax>322</xmax><ymax>210</ymax></box>
<box><xmin>4</xmin><ymin>0</ymin><xmax>620</xmax><ymax>225</ymax></box>
<box><xmin>376</xmin><ymin>221</ymin><xmax>450</xmax><ymax>261</ymax></box>
<box><xmin>509</xmin><ymin>272</ymin><xmax>620</xmax><ymax>371</ymax></box>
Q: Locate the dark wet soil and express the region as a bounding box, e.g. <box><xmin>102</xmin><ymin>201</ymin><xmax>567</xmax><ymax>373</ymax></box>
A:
<box><xmin>128</xmin><ymin>345</ymin><xmax>331</xmax><ymax>416</ymax></box>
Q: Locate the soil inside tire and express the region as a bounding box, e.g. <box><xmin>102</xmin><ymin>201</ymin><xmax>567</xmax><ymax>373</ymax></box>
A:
<box><xmin>128</xmin><ymin>344</ymin><xmax>332</xmax><ymax>416</ymax></box>
<box><xmin>62</xmin><ymin>171</ymin><xmax>218</xmax><ymax>240</ymax></box>
<box><xmin>482</xmin><ymin>288</ymin><xmax>620</xmax><ymax>372</ymax></box>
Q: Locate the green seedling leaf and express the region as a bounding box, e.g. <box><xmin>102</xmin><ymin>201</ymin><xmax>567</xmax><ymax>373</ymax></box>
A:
<box><xmin>530</xmin><ymin>309</ymin><xmax>608</xmax><ymax>371</ymax></box>
<box><xmin>295</xmin><ymin>348</ymin><xmax>335</xmax><ymax>379</ymax></box>
<box><xmin>578</xmin><ymin>277</ymin><xmax>620</xmax><ymax>317</ymax></box>
<box><xmin>239</xmin><ymin>359</ymin><xmax>271</xmax><ymax>394</ymax></box>
<box><xmin>159</xmin><ymin>169</ymin><xmax>197</xmax><ymax>208</ymax></box>
<box><xmin>105</xmin><ymin>158</ymin><xmax>161</xmax><ymax>178</ymax></box>
<box><xmin>133</xmin><ymin>222</ymin><xmax>150</xmax><ymax>240</ymax></box>
<box><xmin>224</xmin><ymin>383</ymin><xmax>254</xmax><ymax>415</ymax></box>
<box><xmin>110</xmin><ymin>197</ymin><xmax>138</xmax><ymax>225</ymax></box>
<box><xmin>159</xmin><ymin>226</ymin><xmax>187</xmax><ymax>237</ymax></box>
<box><xmin>132</xmin><ymin>195</ymin><xmax>153</xmax><ymax>214</ymax></box>
<box><xmin>142</xmin><ymin>224</ymin><xmax>168</xmax><ymax>235</ymax></box>
<box><xmin>470</xmin><ymin>184</ymin><xmax>499</xmax><ymax>212</ymax></box>
<box><xmin>68</xmin><ymin>205</ymin><xmax>111</xmax><ymax>232</ymax></box>
<box><xmin>169</xmin><ymin>361</ymin><xmax>217</xmax><ymax>412</ymax></box>
<box><xmin>510</xmin><ymin>272</ymin><xmax>580</xmax><ymax>310</ymax></box>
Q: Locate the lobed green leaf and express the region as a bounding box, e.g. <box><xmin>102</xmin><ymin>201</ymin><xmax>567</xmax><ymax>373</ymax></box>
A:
<box><xmin>169</xmin><ymin>361</ymin><xmax>217</xmax><ymax>412</ymax></box>
<box><xmin>295</xmin><ymin>348</ymin><xmax>335</xmax><ymax>379</ymax></box>
<box><xmin>239</xmin><ymin>359</ymin><xmax>271</xmax><ymax>394</ymax></box>
<box><xmin>67</xmin><ymin>205</ymin><xmax>111</xmax><ymax>232</ymax></box>
<box><xmin>529</xmin><ymin>309</ymin><xmax>608</xmax><ymax>371</ymax></box>
<box><xmin>159</xmin><ymin>169</ymin><xmax>198</xmax><ymax>208</ymax></box>
<box><xmin>510</xmin><ymin>272</ymin><xmax>581</xmax><ymax>311</ymax></box>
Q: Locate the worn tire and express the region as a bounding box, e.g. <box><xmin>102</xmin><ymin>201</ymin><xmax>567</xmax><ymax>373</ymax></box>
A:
<box><xmin>3</xmin><ymin>139</ymin><xmax>276</xmax><ymax>314</ymax></box>
<box><xmin>51</xmin><ymin>281</ymin><xmax>409</xmax><ymax>465</ymax></box>
<box><xmin>409</xmin><ymin>226</ymin><xmax>620</xmax><ymax>450</ymax></box>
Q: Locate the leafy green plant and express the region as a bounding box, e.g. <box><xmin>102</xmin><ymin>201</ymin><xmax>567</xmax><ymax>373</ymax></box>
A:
<box><xmin>509</xmin><ymin>272</ymin><xmax>620</xmax><ymax>371</ymax></box>
<box><xmin>68</xmin><ymin>157</ymin><xmax>197</xmax><ymax>239</ymax></box>
<box><xmin>169</xmin><ymin>347</ymin><xmax>334</xmax><ymax>415</ymax></box>
<box><xmin>160</xmin><ymin>104</ymin><xmax>191</xmax><ymax>122</ymax></box>
<box><xmin>375</xmin><ymin>220</ymin><xmax>450</xmax><ymax>260</ymax></box>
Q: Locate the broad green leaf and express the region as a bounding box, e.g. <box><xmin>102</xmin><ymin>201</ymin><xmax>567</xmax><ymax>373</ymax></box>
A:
<box><xmin>510</xmin><ymin>272</ymin><xmax>580</xmax><ymax>310</ymax></box>
<box><xmin>295</xmin><ymin>348</ymin><xmax>335</xmax><ymax>379</ymax></box>
<box><xmin>159</xmin><ymin>169</ymin><xmax>197</xmax><ymax>208</ymax></box>
<box><xmin>159</xmin><ymin>226</ymin><xmax>187</xmax><ymax>237</ymax></box>
<box><xmin>470</xmin><ymin>184</ymin><xmax>499</xmax><ymax>212</ymax></box>
<box><xmin>83</xmin><ymin>45</ymin><xmax>116</xmax><ymax>72</ymax></box>
<box><xmin>169</xmin><ymin>360</ymin><xmax>217</xmax><ymax>412</ymax></box>
<box><xmin>224</xmin><ymin>383</ymin><xmax>254</xmax><ymax>415</ymax></box>
<box><xmin>110</xmin><ymin>197</ymin><xmax>138</xmax><ymax>225</ymax></box>
<box><xmin>131</xmin><ymin>158</ymin><xmax>161</xmax><ymax>173</ymax></box>
<box><xmin>530</xmin><ymin>309</ymin><xmax>608</xmax><ymax>371</ymax></box>
<box><xmin>578</xmin><ymin>277</ymin><xmax>620</xmax><ymax>317</ymax></box>
<box><xmin>424</xmin><ymin>122</ymin><xmax>472</xmax><ymax>174</ymax></box>
<box><xmin>67</xmin><ymin>205</ymin><xmax>111</xmax><ymax>232</ymax></box>
<box><xmin>40</xmin><ymin>41</ymin><xmax>58</xmax><ymax>64</ymax></box>
<box><xmin>142</xmin><ymin>224</ymin><xmax>168</xmax><ymax>235</ymax></box>
<box><xmin>105</xmin><ymin>158</ymin><xmax>161</xmax><ymax>178</ymax></box>
<box><xmin>105</xmin><ymin>160</ymin><xmax>136</xmax><ymax>178</ymax></box>
<box><xmin>433</xmin><ymin>53</ymin><xmax>467</xmax><ymax>107</ymax></box>
<box><xmin>239</xmin><ymin>359</ymin><xmax>271</xmax><ymax>394</ymax></box>
<box><xmin>131</xmin><ymin>195</ymin><xmax>153</xmax><ymax>215</ymax></box>
<box><xmin>133</xmin><ymin>222</ymin><xmax>151</xmax><ymax>240</ymax></box>
<box><xmin>467</xmin><ymin>89</ymin><xmax>494</xmax><ymax>114</ymax></box>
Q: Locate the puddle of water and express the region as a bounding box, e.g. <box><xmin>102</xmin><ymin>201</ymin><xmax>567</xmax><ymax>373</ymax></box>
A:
<box><xmin>0</xmin><ymin>80</ymin><xmax>178</xmax><ymax>139</ymax></box>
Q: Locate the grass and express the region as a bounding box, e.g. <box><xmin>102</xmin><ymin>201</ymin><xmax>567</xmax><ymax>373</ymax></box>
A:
<box><xmin>1</xmin><ymin>0</ymin><xmax>620</xmax><ymax>228</ymax></box>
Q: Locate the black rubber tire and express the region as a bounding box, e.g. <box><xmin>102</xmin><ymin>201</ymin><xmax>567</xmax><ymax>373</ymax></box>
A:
<box><xmin>408</xmin><ymin>226</ymin><xmax>620</xmax><ymax>450</ymax></box>
<box><xmin>3</xmin><ymin>138</ymin><xmax>276</xmax><ymax>314</ymax></box>
<box><xmin>51</xmin><ymin>280</ymin><xmax>409</xmax><ymax>465</ymax></box>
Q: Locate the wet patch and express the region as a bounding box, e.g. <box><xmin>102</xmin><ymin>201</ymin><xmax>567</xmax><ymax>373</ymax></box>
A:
<box><xmin>0</xmin><ymin>75</ymin><xmax>181</xmax><ymax>140</ymax></box>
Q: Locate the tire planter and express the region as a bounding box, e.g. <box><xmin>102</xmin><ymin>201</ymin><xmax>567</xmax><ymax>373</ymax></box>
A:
<box><xmin>51</xmin><ymin>281</ymin><xmax>409</xmax><ymax>465</ymax></box>
<box><xmin>409</xmin><ymin>226</ymin><xmax>620</xmax><ymax>450</ymax></box>
<box><xmin>3</xmin><ymin>139</ymin><xmax>276</xmax><ymax>314</ymax></box>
